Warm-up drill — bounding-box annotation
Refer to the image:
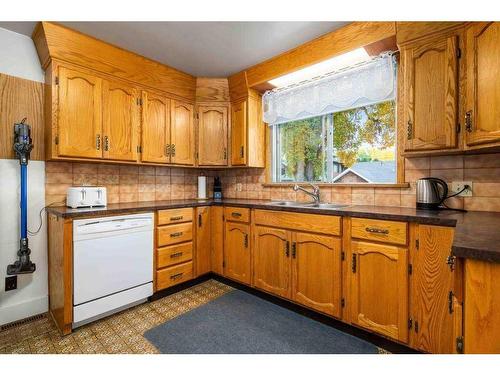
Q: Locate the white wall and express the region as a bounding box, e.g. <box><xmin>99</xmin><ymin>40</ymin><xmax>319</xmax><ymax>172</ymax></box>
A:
<box><xmin>0</xmin><ymin>27</ymin><xmax>47</xmax><ymax>325</ymax></box>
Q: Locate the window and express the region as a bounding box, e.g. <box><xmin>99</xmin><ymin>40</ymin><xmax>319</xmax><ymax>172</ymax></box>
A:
<box><xmin>272</xmin><ymin>100</ymin><xmax>396</xmax><ymax>183</ymax></box>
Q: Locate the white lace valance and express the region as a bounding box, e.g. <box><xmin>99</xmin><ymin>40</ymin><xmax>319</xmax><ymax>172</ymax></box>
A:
<box><xmin>262</xmin><ymin>53</ymin><xmax>397</xmax><ymax>125</ymax></box>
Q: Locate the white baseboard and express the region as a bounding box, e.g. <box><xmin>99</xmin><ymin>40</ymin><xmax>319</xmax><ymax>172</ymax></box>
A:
<box><xmin>0</xmin><ymin>295</ymin><xmax>48</xmax><ymax>326</ymax></box>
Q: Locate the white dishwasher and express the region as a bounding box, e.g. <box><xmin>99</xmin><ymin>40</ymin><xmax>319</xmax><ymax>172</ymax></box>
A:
<box><xmin>73</xmin><ymin>213</ymin><xmax>154</xmax><ymax>327</ymax></box>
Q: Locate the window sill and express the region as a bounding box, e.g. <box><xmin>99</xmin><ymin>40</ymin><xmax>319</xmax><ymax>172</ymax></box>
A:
<box><xmin>262</xmin><ymin>182</ymin><xmax>410</xmax><ymax>188</ymax></box>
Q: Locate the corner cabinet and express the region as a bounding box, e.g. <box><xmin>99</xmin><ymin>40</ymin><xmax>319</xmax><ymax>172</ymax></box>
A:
<box><xmin>402</xmin><ymin>32</ymin><xmax>461</xmax><ymax>153</ymax></box>
<box><xmin>230</xmin><ymin>90</ymin><xmax>265</xmax><ymax>167</ymax></box>
<box><xmin>195</xmin><ymin>206</ymin><xmax>211</xmax><ymax>277</ymax></box>
<box><xmin>465</xmin><ymin>22</ymin><xmax>500</xmax><ymax>148</ymax></box>
<box><xmin>224</xmin><ymin>221</ymin><xmax>251</xmax><ymax>284</ymax></box>
<box><xmin>197</xmin><ymin>105</ymin><xmax>229</xmax><ymax>166</ymax></box>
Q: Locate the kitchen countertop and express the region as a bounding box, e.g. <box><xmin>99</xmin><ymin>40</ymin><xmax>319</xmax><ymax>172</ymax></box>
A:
<box><xmin>46</xmin><ymin>198</ymin><xmax>500</xmax><ymax>263</ymax></box>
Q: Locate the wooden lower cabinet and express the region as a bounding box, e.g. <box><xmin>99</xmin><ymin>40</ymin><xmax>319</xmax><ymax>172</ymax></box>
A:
<box><xmin>224</xmin><ymin>221</ymin><xmax>251</xmax><ymax>284</ymax></box>
<box><xmin>292</xmin><ymin>232</ymin><xmax>342</xmax><ymax>318</ymax></box>
<box><xmin>210</xmin><ymin>206</ymin><xmax>224</xmax><ymax>275</ymax></box>
<box><xmin>410</xmin><ymin>225</ymin><xmax>461</xmax><ymax>353</ymax></box>
<box><xmin>253</xmin><ymin>226</ymin><xmax>291</xmax><ymax>298</ymax></box>
<box><xmin>350</xmin><ymin>240</ymin><xmax>409</xmax><ymax>343</ymax></box>
<box><xmin>195</xmin><ymin>206</ymin><xmax>211</xmax><ymax>276</ymax></box>
<box><xmin>156</xmin><ymin>261</ymin><xmax>193</xmax><ymax>290</ymax></box>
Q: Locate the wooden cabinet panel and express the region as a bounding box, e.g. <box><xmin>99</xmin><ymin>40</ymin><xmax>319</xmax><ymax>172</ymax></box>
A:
<box><xmin>170</xmin><ymin>100</ymin><xmax>195</xmax><ymax>165</ymax></box>
<box><xmin>230</xmin><ymin>100</ymin><xmax>246</xmax><ymax>165</ymax></box>
<box><xmin>351</xmin><ymin>218</ymin><xmax>407</xmax><ymax>246</ymax></box>
<box><xmin>141</xmin><ymin>91</ymin><xmax>170</xmax><ymax>163</ymax></box>
<box><xmin>57</xmin><ymin>66</ymin><xmax>102</xmax><ymax>158</ymax></box>
<box><xmin>464</xmin><ymin>259</ymin><xmax>500</xmax><ymax>353</ymax></box>
<box><xmin>156</xmin><ymin>261</ymin><xmax>193</xmax><ymax>290</ymax></box>
<box><xmin>254</xmin><ymin>210</ymin><xmax>341</xmax><ymax>236</ymax></box>
<box><xmin>253</xmin><ymin>226</ymin><xmax>291</xmax><ymax>298</ymax></box>
<box><xmin>465</xmin><ymin>22</ymin><xmax>500</xmax><ymax>146</ymax></box>
<box><xmin>210</xmin><ymin>206</ymin><xmax>224</xmax><ymax>275</ymax></box>
<box><xmin>157</xmin><ymin>208</ymin><xmax>193</xmax><ymax>225</ymax></box>
<box><xmin>157</xmin><ymin>242</ymin><xmax>193</xmax><ymax>268</ymax></box>
<box><xmin>351</xmin><ymin>240</ymin><xmax>408</xmax><ymax>342</ymax></box>
<box><xmin>198</xmin><ymin>105</ymin><xmax>228</xmax><ymax>166</ymax></box>
<box><xmin>403</xmin><ymin>34</ymin><xmax>459</xmax><ymax>152</ymax></box>
<box><xmin>224</xmin><ymin>206</ymin><xmax>250</xmax><ymax>223</ymax></box>
<box><xmin>224</xmin><ymin>221</ymin><xmax>251</xmax><ymax>284</ymax></box>
<box><xmin>157</xmin><ymin>222</ymin><xmax>193</xmax><ymax>247</ymax></box>
<box><xmin>292</xmin><ymin>232</ymin><xmax>342</xmax><ymax>317</ymax></box>
<box><xmin>195</xmin><ymin>206</ymin><xmax>211</xmax><ymax>276</ymax></box>
<box><xmin>102</xmin><ymin>80</ymin><xmax>139</xmax><ymax>161</ymax></box>
<box><xmin>410</xmin><ymin>225</ymin><xmax>457</xmax><ymax>353</ymax></box>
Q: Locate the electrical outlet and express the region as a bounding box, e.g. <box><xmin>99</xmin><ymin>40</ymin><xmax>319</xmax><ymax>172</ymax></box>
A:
<box><xmin>5</xmin><ymin>276</ymin><xmax>17</xmax><ymax>291</ymax></box>
<box><xmin>451</xmin><ymin>181</ymin><xmax>473</xmax><ymax>197</ymax></box>
<box><xmin>236</xmin><ymin>183</ymin><xmax>243</xmax><ymax>192</ymax></box>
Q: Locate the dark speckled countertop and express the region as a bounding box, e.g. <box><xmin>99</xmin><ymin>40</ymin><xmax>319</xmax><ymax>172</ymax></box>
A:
<box><xmin>46</xmin><ymin>198</ymin><xmax>500</xmax><ymax>263</ymax></box>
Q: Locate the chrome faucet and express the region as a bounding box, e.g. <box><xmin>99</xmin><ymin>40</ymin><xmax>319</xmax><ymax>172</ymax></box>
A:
<box><xmin>293</xmin><ymin>183</ymin><xmax>320</xmax><ymax>204</ymax></box>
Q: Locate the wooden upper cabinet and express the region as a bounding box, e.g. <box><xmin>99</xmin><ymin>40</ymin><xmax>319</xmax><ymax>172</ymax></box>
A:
<box><xmin>403</xmin><ymin>33</ymin><xmax>459</xmax><ymax>152</ymax></box>
<box><xmin>102</xmin><ymin>80</ymin><xmax>140</xmax><ymax>161</ymax></box>
<box><xmin>224</xmin><ymin>221</ymin><xmax>251</xmax><ymax>285</ymax></box>
<box><xmin>57</xmin><ymin>66</ymin><xmax>102</xmax><ymax>158</ymax></box>
<box><xmin>350</xmin><ymin>240</ymin><xmax>408</xmax><ymax>343</ymax></box>
<box><xmin>141</xmin><ymin>91</ymin><xmax>170</xmax><ymax>163</ymax></box>
<box><xmin>231</xmin><ymin>100</ymin><xmax>247</xmax><ymax>165</ymax></box>
<box><xmin>253</xmin><ymin>226</ymin><xmax>291</xmax><ymax>298</ymax></box>
<box><xmin>198</xmin><ymin>105</ymin><xmax>228</xmax><ymax>166</ymax></box>
<box><xmin>465</xmin><ymin>22</ymin><xmax>500</xmax><ymax>147</ymax></box>
<box><xmin>292</xmin><ymin>232</ymin><xmax>342</xmax><ymax>318</ymax></box>
<box><xmin>410</xmin><ymin>225</ymin><xmax>458</xmax><ymax>353</ymax></box>
<box><xmin>170</xmin><ymin>100</ymin><xmax>195</xmax><ymax>165</ymax></box>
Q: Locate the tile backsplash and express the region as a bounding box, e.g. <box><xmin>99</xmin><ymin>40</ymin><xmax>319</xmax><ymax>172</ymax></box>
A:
<box><xmin>45</xmin><ymin>152</ymin><xmax>500</xmax><ymax>212</ymax></box>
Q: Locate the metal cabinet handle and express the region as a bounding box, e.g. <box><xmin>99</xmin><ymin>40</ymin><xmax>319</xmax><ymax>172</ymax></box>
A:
<box><xmin>285</xmin><ymin>241</ymin><xmax>290</xmax><ymax>257</ymax></box>
<box><xmin>96</xmin><ymin>134</ymin><xmax>101</xmax><ymax>150</ymax></box>
<box><xmin>198</xmin><ymin>214</ymin><xmax>202</xmax><ymax>227</ymax></box>
<box><xmin>407</xmin><ymin>120</ymin><xmax>413</xmax><ymax>140</ymax></box>
<box><xmin>240</xmin><ymin>145</ymin><xmax>244</xmax><ymax>158</ymax></box>
<box><xmin>365</xmin><ymin>227</ymin><xmax>389</xmax><ymax>235</ymax></box>
<box><xmin>292</xmin><ymin>242</ymin><xmax>296</xmax><ymax>258</ymax></box>
<box><xmin>104</xmin><ymin>136</ymin><xmax>109</xmax><ymax>151</ymax></box>
<box><xmin>244</xmin><ymin>234</ymin><xmax>248</xmax><ymax>248</ymax></box>
<box><xmin>170</xmin><ymin>232</ymin><xmax>183</xmax><ymax>238</ymax></box>
<box><xmin>170</xmin><ymin>216</ymin><xmax>183</xmax><ymax>221</ymax></box>
<box><xmin>223</xmin><ymin>148</ymin><xmax>227</xmax><ymax>160</ymax></box>
<box><xmin>170</xmin><ymin>272</ymin><xmax>184</xmax><ymax>280</ymax></box>
<box><xmin>170</xmin><ymin>252</ymin><xmax>183</xmax><ymax>258</ymax></box>
<box><xmin>352</xmin><ymin>254</ymin><xmax>357</xmax><ymax>273</ymax></box>
<box><xmin>465</xmin><ymin>111</ymin><xmax>473</xmax><ymax>132</ymax></box>
<box><xmin>231</xmin><ymin>212</ymin><xmax>242</xmax><ymax>218</ymax></box>
<box><xmin>165</xmin><ymin>144</ymin><xmax>171</xmax><ymax>156</ymax></box>
<box><xmin>171</xmin><ymin>144</ymin><xmax>176</xmax><ymax>157</ymax></box>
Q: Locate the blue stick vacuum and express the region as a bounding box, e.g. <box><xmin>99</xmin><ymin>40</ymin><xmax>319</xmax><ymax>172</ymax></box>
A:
<box><xmin>7</xmin><ymin>118</ymin><xmax>36</xmax><ymax>275</ymax></box>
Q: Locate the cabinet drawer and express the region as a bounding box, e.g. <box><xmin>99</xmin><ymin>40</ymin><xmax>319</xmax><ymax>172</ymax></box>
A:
<box><xmin>157</xmin><ymin>222</ymin><xmax>193</xmax><ymax>246</ymax></box>
<box><xmin>224</xmin><ymin>207</ymin><xmax>250</xmax><ymax>223</ymax></box>
<box><xmin>158</xmin><ymin>208</ymin><xmax>193</xmax><ymax>225</ymax></box>
<box><xmin>254</xmin><ymin>209</ymin><xmax>341</xmax><ymax>236</ymax></box>
<box><xmin>156</xmin><ymin>261</ymin><xmax>193</xmax><ymax>290</ymax></box>
<box><xmin>351</xmin><ymin>218</ymin><xmax>407</xmax><ymax>246</ymax></box>
<box><xmin>157</xmin><ymin>242</ymin><xmax>193</xmax><ymax>268</ymax></box>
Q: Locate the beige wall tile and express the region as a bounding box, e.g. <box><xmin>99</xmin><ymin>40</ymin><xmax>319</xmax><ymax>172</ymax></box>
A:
<box><xmin>352</xmin><ymin>193</ymin><xmax>375</xmax><ymax>205</ymax></box>
<box><xmin>139</xmin><ymin>174</ymin><xmax>155</xmax><ymax>184</ymax></box>
<box><xmin>430</xmin><ymin>155</ymin><xmax>463</xmax><ymax>169</ymax></box>
<box><xmin>464</xmin><ymin>168</ymin><xmax>500</xmax><ymax>182</ymax></box>
<box><xmin>97</xmin><ymin>174</ymin><xmax>119</xmax><ymax>185</ymax></box>
<box><xmin>46</xmin><ymin>161</ymin><xmax>73</xmax><ymax>173</ymax></box>
<box><xmin>405</xmin><ymin>169</ymin><xmax>429</xmax><ymax>183</ymax></box>
<box><xmin>429</xmin><ymin>168</ymin><xmax>463</xmax><ymax>182</ymax></box>
<box><xmin>73</xmin><ymin>163</ymin><xmax>98</xmax><ymax>175</ymax></box>
<box><xmin>73</xmin><ymin>174</ymin><xmax>97</xmax><ymax>186</ymax></box>
<box><xmin>405</xmin><ymin>157</ymin><xmax>430</xmax><ymax>170</ymax></box>
<box><xmin>119</xmin><ymin>174</ymin><xmax>139</xmax><ymax>184</ymax></box>
<box><xmin>139</xmin><ymin>166</ymin><xmax>156</xmax><ymax>175</ymax></box>
<box><xmin>400</xmin><ymin>194</ymin><xmax>415</xmax><ymax>208</ymax></box>
<box><xmin>474</xmin><ymin>182</ymin><xmax>500</xmax><ymax>197</ymax></box>
<box><xmin>464</xmin><ymin>154</ymin><xmax>500</xmax><ymax>169</ymax></box>
<box><xmin>374</xmin><ymin>194</ymin><xmax>401</xmax><ymax>207</ymax></box>
<box><xmin>119</xmin><ymin>165</ymin><xmax>139</xmax><ymax>175</ymax></box>
<box><xmin>46</xmin><ymin>172</ymin><xmax>73</xmax><ymax>184</ymax></box>
<box><xmin>465</xmin><ymin>197</ymin><xmax>500</xmax><ymax>212</ymax></box>
<box><xmin>138</xmin><ymin>192</ymin><xmax>155</xmax><ymax>202</ymax></box>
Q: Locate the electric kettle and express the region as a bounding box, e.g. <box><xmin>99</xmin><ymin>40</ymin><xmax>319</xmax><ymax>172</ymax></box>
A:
<box><xmin>416</xmin><ymin>177</ymin><xmax>448</xmax><ymax>209</ymax></box>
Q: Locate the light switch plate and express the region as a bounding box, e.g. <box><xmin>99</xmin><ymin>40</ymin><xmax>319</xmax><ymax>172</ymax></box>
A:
<box><xmin>451</xmin><ymin>181</ymin><xmax>473</xmax><ymax>197</ymax></box>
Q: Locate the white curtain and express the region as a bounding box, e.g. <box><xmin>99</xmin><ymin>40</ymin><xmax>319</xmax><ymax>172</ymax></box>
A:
<box><xmin>262</xmin><ymin>53</ymin><xmax>397</xmax><ymax>125</ymax></box>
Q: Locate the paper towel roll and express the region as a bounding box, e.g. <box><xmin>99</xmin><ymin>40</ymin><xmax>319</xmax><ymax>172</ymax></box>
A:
<box><xmin>198</xmin><ymin>176</ymin><xmax>207</xmax><ymax>199</ymax></box>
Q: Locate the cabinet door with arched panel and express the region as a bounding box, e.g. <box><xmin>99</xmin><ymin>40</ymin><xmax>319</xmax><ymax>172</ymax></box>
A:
<box><xmin>171</xmin><ymin>100</ymin><xmax>195</xmax><ymax>165</ymax></box>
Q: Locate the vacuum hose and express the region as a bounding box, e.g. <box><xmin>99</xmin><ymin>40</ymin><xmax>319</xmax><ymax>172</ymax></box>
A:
<box><xmin>7</xmin><ymin>119</ymin><xmax>36</xmax><ymax>275</ymax></box>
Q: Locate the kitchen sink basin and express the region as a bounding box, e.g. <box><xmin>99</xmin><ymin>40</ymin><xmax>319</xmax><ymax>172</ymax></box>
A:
<box><xmin>268</xmin><ymin>201</ymin><xmax>348</xmax><ymax>209</ymax></box>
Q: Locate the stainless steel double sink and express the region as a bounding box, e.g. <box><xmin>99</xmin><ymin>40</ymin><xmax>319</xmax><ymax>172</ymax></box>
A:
<box><xmin>267</xmin><ymin>201</ymin><xmax>348</xmax><ymax>209</ymax></box>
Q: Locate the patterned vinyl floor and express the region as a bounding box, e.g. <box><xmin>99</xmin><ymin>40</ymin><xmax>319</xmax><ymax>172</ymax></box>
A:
<box><xmin>0</xmin><ymin>279</ymin><xmax>233</xmax><ymax>354</ymax></box>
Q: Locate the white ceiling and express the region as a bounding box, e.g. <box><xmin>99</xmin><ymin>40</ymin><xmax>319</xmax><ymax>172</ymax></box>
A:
<box><xmin>0</xmin><ymin>21</ymin><xmax>348</xmax><ymax>77</ymax></box>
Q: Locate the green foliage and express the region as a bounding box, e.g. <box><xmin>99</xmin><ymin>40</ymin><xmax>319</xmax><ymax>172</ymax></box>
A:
<box><xmin>279</xmin><ymin>100</ymin><xmax>395</xmax><ymax>180</ymax></box>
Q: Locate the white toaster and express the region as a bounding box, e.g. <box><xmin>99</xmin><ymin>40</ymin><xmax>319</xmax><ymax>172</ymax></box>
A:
<box><xmin>67</xmin><ymin>187</ymin><xmax>107</xmax><ymax>208</ymax></box>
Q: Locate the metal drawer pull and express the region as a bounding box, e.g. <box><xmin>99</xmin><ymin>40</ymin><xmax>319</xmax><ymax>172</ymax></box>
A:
<box><xmin>170</xmin><ymin>272</ymin><xmax>183</xmax><ymax>280</ymax></box>
<box><xmin>170</xmin><ymin>216</ymin><xmax>183</xmax><ymax>221</ymax></box>
<box><xmin>96</xmin><ymin>134</ymin><xmax>101</xmax><ymax>150</ymax></box>
<box><xmin>285</xmin><ymin>241</ymin><xmax>290</xmax><ymax>257</ymax></box>
<box><xmin>170</xmin><ymin>252</ymin><xmax>183</xmax><ymax>258</ymax></box>
<box><xmin>292</xmin><ymin>242</ymin><xmax>296</xmax><ymax>258</ymax></box>
<box><xmin>365</xmin><ymin>227</ymin><xmax>389</xmax><ymax>235</ymax></box>
<box><xmin>244</xmin><ymin>234</ymin><xmax>248</xmax><ymax>248</ymax></box>
<box><xmin>170</xmin><ymin>232</ymin><xmax>183</xmax><ymax>238</ymax></box>
<box><xmin>231</xmin><ymin>212</ymin><xmax>242</xmax><ymax>218</ymax></box>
